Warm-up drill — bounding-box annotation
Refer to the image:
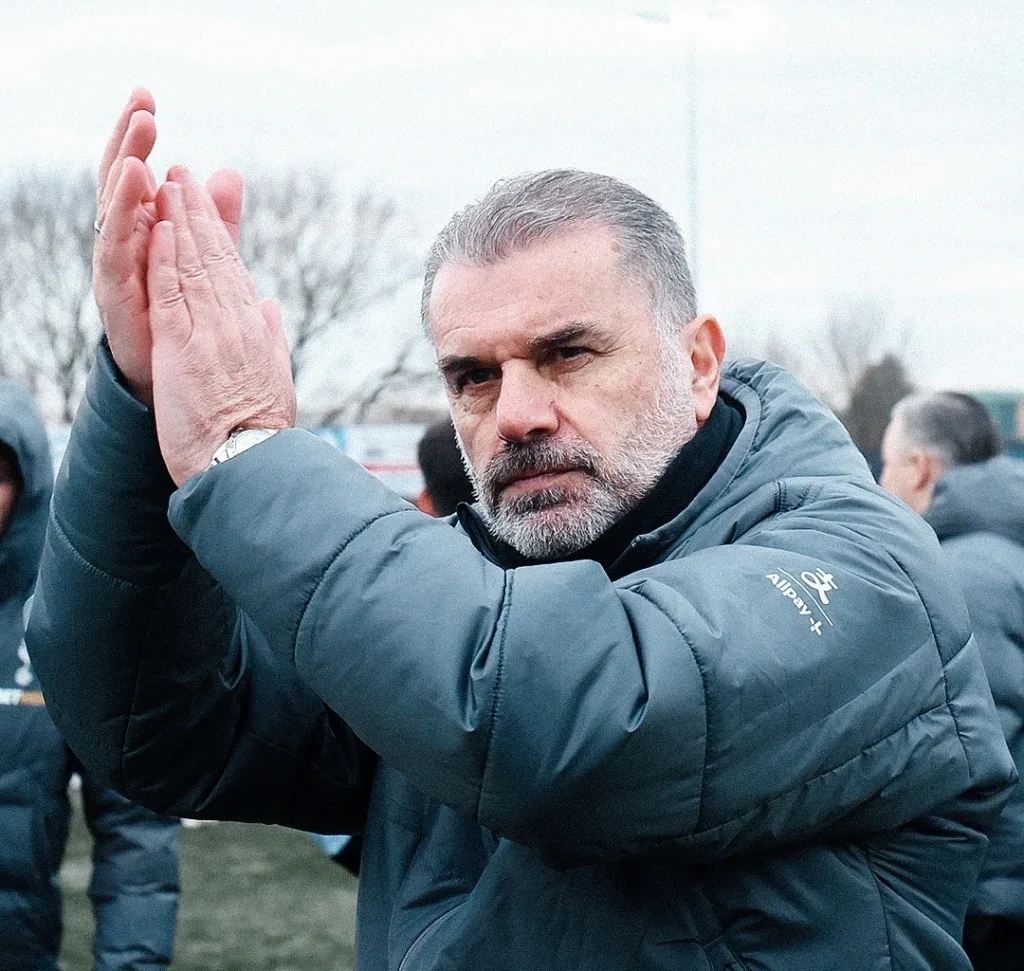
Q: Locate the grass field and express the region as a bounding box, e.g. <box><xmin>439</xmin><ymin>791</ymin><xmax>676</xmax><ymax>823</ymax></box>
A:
<box><xmin>59</xmin><ymin>799</ymin><xmax>359</xmax><ymax>971</ymax></box>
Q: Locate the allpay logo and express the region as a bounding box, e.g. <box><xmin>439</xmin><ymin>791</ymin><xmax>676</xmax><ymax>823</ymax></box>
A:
<box><xmin>765</xmin><ymin>567</ymin><xmax>837</xmax><ymax>636</ymax></box>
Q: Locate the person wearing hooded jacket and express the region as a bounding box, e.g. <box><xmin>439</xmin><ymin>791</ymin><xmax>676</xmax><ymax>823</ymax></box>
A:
<box><xmin>882</xmin><ymin>391</ymin><xmax>1024</xmax><ymax>970</ymax></box>
<box><xmin>25</xmin><ymin>91</ymin><xmax>1019</xmax><ymax>971</ymax></box>
<box><xmin>0</xmin><ymin>378</ymin><xmax>180</xmax><ymax>971</ymax></box>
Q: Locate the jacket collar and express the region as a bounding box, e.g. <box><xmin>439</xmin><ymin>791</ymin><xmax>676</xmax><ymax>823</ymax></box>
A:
<box><xmin>926</xmin><ymin>455</ymin><xmax>1024</xmax><ymax>546</ymax></box>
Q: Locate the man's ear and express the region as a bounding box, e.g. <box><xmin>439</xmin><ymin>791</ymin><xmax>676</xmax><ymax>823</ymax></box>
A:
<box><xmin>684</xmin><ymin>315</ymin><xmax>726</xmax><ymax>424</ymax></box>
<box><xmin>909</xmin><ymin>449</ymin><xmax>945</xmax><ymax>493</ymax></box>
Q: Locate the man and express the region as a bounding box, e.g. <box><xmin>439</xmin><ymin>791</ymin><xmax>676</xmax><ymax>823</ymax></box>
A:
<box><xmin>415</xmin><ymin>417</ymin><xmax>476</xmax><ymax>516</ymax></box>
<box><xmin>0</xmin><ymin>378</ymin><xmax>180</xmax><ymax>971</ymax></box>
<box><xmin>27</xmin><ymin>90</ymin><xmax>1016</xmax><ymax>970</ymax></box>
<box><xmin>882</xmin><ymin>392</ymin><xmax>1024</xmax><ymax>970</ymax></box>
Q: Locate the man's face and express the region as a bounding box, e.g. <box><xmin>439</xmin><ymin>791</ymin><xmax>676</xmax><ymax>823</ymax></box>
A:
<box><xmin>430</xmin><ymin>224</ymin><xmax>721</xmax><ymax>559</ymax></box>
<box><xmin>879</xmin><ymin>417</ymin><xmax>933</xmax><ymax>514</ymax></box>
<box><xmin>0</xmin><ymin>442</ymin><xmax>21</xmax><ymax>537</ymax></box>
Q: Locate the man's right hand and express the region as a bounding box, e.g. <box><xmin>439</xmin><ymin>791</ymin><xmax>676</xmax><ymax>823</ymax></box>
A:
<box><xmin>93</xmin><ymin>89</ymin><xmax>245</xmax><ymax>406</ymax></box>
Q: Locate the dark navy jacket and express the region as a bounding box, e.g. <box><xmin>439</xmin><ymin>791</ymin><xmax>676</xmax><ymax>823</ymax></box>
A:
<box><xmin>28</xmin><ymin>349</ymin><xmax>1018</xmax><ymax>970</ymax></box>
<box><xmin>927</xmin><ymin>456</ymin><xmax>1024</xmax><ymax>922</ymax></box>
<box><xmin>0</xmin><ymin>379</ymin><xmax>179</xmax><ymax>971</ymax></box>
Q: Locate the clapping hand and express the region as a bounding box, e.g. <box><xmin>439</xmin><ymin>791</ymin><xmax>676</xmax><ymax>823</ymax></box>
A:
<box><xmin>146</xmin><ymin>168</ymin><xmax>295</xmax><ymax>486</ymax></box>
<box><xmin>94</xmin><ymin>89</ymin><xmax>245</xmax><ymax>406</ymax></box>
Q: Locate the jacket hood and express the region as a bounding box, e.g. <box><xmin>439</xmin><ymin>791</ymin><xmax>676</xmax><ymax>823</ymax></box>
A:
<box><xmin>716</xmin><ymin>357</ymin><xmax>872</xmax><ymax>487</ymax></box>
<box><xmin>623</xmin><ymin>358</ymin><xmax>874</xmax><ymax>559</ymax></box>
<box><xmin>0</xmin><ymin>379</ymin><xmax>54</xmax><ymax>596</ymax></box>
<box><xmin>926</xmin><ymin>455</ymin><xmax>1024</xmax><ymax>547</ymax></box>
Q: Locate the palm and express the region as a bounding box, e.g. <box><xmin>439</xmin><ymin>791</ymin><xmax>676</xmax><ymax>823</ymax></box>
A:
<box><xmin>92</xmin><ymin>90</ymin><xmax>244</xmax><ymax>404</ymax></box>
<box><xmin>94</xmin><ymin>199</ymin><xmax>157</xmax><ymax>390</ymax></box>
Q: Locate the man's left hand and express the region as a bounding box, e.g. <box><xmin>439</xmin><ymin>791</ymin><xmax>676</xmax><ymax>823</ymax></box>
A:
<box><xmin>146</xmin><ymin>166</ymin><xmax>296</xmax><ymax>486</ymax></box>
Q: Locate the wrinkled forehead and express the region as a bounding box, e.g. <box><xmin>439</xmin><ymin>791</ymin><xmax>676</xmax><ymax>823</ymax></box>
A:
<box><xmin>428</xmin><ymin>226</ymin><xmax>647</xmax><ymax>347</ymax></box>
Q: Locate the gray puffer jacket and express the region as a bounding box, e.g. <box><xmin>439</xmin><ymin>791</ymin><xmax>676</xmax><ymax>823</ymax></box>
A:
<box><xmin>927</xmin><ymin>455</ymin><xmax>1024</xmax><ymax>922</ymax></box>
<box><xmin>28</xmin><ymin>347</ymin><xmax>1016</xmax><ymax>970</ymax></box>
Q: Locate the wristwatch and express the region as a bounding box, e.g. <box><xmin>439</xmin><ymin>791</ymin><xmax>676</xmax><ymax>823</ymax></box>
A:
<box><xmin>207</xmin><ymin>428</ymin><xmax>281</xmax><ymax>469</ymax></box>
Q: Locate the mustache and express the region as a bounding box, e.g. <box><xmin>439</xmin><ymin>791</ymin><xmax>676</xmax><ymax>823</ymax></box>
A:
<box><xmin>482</xmin><ymin>438</ymin><xmax>600</xmax><ymax>504</ymax></box>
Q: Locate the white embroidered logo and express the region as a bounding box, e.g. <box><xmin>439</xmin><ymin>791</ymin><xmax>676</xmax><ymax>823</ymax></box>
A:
<box><xmin>15</xmin><ymin>643</ymin><xmax>33</xmax><ymax>688</ymax></box>
<box><xmin>15</xmin><ymin>598</ymin><xmax>33</xmax><ymax>687</ymax></box>
<box><xmin>800</xmin><ymin>568</ymin><xmax>837</xmax><ymax>606</ymax></box>
<box><xmin>765</xmin><ymin>567</ymin><xmax>837</xmax><ymax>636</ymax></box>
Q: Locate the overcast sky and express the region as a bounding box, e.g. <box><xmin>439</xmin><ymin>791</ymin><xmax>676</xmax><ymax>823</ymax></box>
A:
<box><xmin>2</xmin><ymin>0</ymin><xmax>1021</xmax><ymax>393</ymax></box>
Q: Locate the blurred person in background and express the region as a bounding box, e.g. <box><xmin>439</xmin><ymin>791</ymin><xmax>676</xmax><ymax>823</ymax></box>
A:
<box><xmin>26</xmin><ymin>90</ymin><xmax>1017</xmax><ymax>971</ymax></box>
<box><xmin>0</xmin><ymin>379</ymin><xmax>180</xmax><ymax>971</ymax></box>
<box><xmin>882</xmin><ymin>392</ymin><xmax>1024</xmax><ymax>970</ymax></box>
<box><xmin>414</xmin><ymin>417</ymin><xmax>476</xmax><ymax>516</ymax></box>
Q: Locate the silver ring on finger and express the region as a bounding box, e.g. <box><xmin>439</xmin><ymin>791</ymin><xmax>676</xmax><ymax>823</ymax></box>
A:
<box><xmin>93</xmin><ymin>219</ymin><xmax>103</xmax><ymax>236</ymax></box>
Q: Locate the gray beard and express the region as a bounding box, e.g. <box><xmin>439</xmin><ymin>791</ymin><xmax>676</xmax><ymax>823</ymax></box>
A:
<box><xmin>464</xmin><ymin>349</ymin><xmax>698</xmax><ymax>560</ymax></box>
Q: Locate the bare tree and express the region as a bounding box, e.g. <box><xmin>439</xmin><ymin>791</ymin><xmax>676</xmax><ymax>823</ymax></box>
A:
<box><xmin>841</xmin><ymin>353</ymin><xmax>915</xmax><ymax>475</ymax></box>
<box><xmin>758</xmin><ymin>300</ymin><xmax>915</xmax><ymax>412</ymax></box>
<box><xmin>0</xmin><ymin>168</ymin><xmax>434</xmax><ymax>425</ymax></box>
<box><xmin>818</xmin><ymin>302</ymin><xmax>914</xmax><ymax>408</ymax></box>
<box><xmin>318</xmin><ymin>336</ymin><xmax>444</xmax><ymax>425</ymax></box>
<box><xmin>0</xmin><ymin>170</ymin><xmax>98</xmax><ymax>422</ymax></box>
<box><xmin>240</xmin><ymin>173</ymin><xmax>436</xmax><ymax>424</ymax></box>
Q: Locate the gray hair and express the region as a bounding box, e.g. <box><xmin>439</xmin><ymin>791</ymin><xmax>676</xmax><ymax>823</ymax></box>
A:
<box><xmin>892</xmin><ymin>391</ymin><xmax>1003</xmax><ymax>469</ymax></box>
<box><xmin>421</xmin><ymin>170</ymin><xmax>696</xmax><ymax>338</ymax></box>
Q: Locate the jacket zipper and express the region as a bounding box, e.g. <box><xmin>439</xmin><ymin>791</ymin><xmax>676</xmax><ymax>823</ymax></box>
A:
<box><xmin>398</xmin><ymin>904</ymin><xmax>462</xmax><ymax>971</ymax></box>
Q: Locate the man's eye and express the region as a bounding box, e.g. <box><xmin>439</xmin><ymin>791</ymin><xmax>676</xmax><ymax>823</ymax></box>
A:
<box><xmin>549</xmin><ymin>346</ymin><xmax>593</xmax><ymax>367</ymax></box>
<box><xmin>458</xmin><ymin>368</ymin><xmax>496</xmax><ymax>390</ymax></box>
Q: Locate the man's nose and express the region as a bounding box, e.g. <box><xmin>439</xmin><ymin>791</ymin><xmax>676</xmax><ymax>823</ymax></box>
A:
<box><xmin>494</xmin><ymin>364</ymin><xmax>559</xmax><ymax>444</ymax></box>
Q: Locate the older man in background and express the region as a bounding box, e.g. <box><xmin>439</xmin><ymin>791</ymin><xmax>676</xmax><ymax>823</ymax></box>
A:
<box><xmin>882</xmin><ymin>392</ymin><xmax>1024</xmax><ymax>970</ymax></box>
